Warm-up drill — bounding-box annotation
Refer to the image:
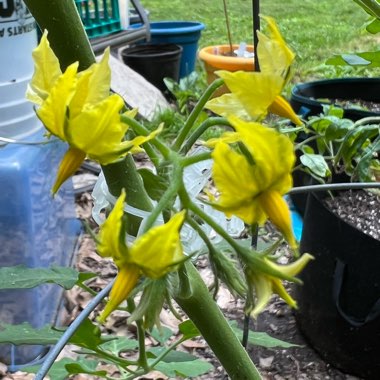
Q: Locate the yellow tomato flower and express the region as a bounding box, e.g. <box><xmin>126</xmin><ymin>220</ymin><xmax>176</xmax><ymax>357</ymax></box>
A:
<box><xmin>205</xmin><ymin>17</ymin><xmax>302</xmax><ymax>126</ymax></box>
<box><xmin>247</xmin><ymin>253</ymin><xmax>314</xmax><ymax>318</ymax></box>
<box><xmin>209</xmin><ymin>116</ymin><xmax>297</xmax><ymax>248</ymax></box>
<box><xmin>27</xmin><ymin>31</ymin><xmax>160</xmax><ymax>194</ymax></box>
<box><xmin>97</xmin><ymin>191</ymin><xmax>186</xmax><ymax>322</ymax></box>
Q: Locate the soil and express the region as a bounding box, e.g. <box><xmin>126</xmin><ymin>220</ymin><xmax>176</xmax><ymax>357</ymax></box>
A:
<box><xmin>1</xmin><ymin>165</ymin><xmax>373</xmax><ymax>380</ymax></box>
<box><xmin>324</xmin><ymin>189</ymin><xmax>380</xmax><ymax>241</ymax></box>
<box><xmin>317</xmin><ymin>99</ymin><xmax>380</xmax><ymax>113</ymax></box>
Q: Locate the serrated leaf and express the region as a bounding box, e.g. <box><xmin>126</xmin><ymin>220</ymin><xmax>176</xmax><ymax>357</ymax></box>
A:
<box><xmin>149</xmin><ymin>347</ymin><xmax>198</xmax><ymax>362</ymax></box>
<box><xmin>0</xmin><ymin>323</ymin><xmax>62</xmax><ymax>345</ymax></box>
<box><xmin>178</xmin><ymin>320</ymin><xmax>201</xmax><ymax>340</ymax></box>
<box><xmin>300</xmin><ymin>153</ymin><xmax>331</xmax><ymax>178</ymax></box>
<box><xmin>229</xmin><ymin>321</ymin><xmax>300</xmax><ymax>348</ymax></box>
<box><xmin>138</xmin><ymin>168</ymin><xmax>168</xmax><ymax>201</ymax></box>
<box><xmin>0</xmin><ymin>266</ymin><xmax>80</xmax><ymax>290</ymax></box>
<box><xmin>154</xmin><ymin>359</ymin><xmax>213</xmax><ymax>378</ymax></box>
<box><xmin>150</xmin><ymin>326</ymin><xmax>173</xmax><ymax>344</ymax></box>
<box><xmin>100</xmin><ymin>336</ymin><xmax>138</xmax><ymax>355</ymax></box>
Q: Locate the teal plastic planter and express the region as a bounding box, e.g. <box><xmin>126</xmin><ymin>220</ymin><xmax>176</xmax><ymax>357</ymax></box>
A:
<box><xmin>148</xmin><ymin>21</ymin><xmax>205</xmax><ymax>78</ymax></box>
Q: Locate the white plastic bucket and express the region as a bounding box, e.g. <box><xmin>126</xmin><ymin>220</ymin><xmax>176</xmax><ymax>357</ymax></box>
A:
<box><xmin>0</xmin><ymin>0</ymin><xmax>41</xmax><ymax>140</ymax></box>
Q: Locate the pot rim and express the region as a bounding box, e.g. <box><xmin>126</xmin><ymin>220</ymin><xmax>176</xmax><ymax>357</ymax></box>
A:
<box><xmin>198</xmin><ymin>45</ymin><xmax>255</xmax><ymax>71</ymax></box>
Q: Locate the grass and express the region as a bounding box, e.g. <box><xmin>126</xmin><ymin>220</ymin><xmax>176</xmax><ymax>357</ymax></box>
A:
<box><xmin>140</xmin><ymin>0</ymin><xmax>380</xmax><ymax>81</ymax></box>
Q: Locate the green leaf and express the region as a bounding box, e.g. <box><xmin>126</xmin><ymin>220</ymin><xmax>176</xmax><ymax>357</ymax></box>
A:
<box><xmin>138</xmin><ymin>168</ymin><xmax>168</xmax><ymax>201</ymax></box>
<box><xmin>178</xmin><ymin>320</ymin><xmax>201</xmax><ymax>340</ymax></box>
<box><xmin>0</xmin><ymin>266</ymin><xmax>80</xmax><ymax>290</ymax></box>
<box><xmin>300</xmin><ymin>153</ymin><xmax>331</xmax><ymax>178</ymax></box>
<box><xmin>325</xmin><ymin>119</ymin><xmax>353</xmax><ymax>141</ymax></box>
<box><xmin>150</xmin><ymin>326</ymin><xmax>173</xmax><ymax>344</ymax></box>
<box><xmin>0</xmin><ymin>323</ymin><xmax>62</xmax><ymax>345</ymax></box>
<box><xmin>77</xmin><ymin>271</ymin><xmax>98</xmax><ymax>285</ymax></box>
<box><xmin>229</xmin><ymin>321</ymin><xmax>300</xmax><ymax>348</ymax></box>
<box><xmin>65</xmin><ymin>361</ymin><xmax>107</xmax><ymax>377</ymax></box>
<box><xmin>99</xmin><ymin>336</ymin><xmax>138</xmax><ymax>355</ymax></box>
<box><xmin>149</xmin><ymin>347</ymin><xmax>199</xmax><ymax>362</ymax></box>
<box><xmin>23</xmin><ymin>358</ymin><xmax>105</xmax><ymax>380</ymax></box>
<box><xmin>366</xmin><ymin>18</ymin><xmax>380</xmax><ymax>34</ymax></box>
<box><xmin>154</xmin><ymin>359</ymin><xmax>213</xmax><ymax>378</ymax></box>
<box><xmin>68</xmin><ymin>318</ymin><xmax>112</xmax><ymax>350</ymax></box>
<box><xmin>327</xmin><ymin>51</ymin><xmax>380</xmax><ymax>67</ymax></box>
<box><xmin>23</xmin><ymin>358</ymin><xmax>75</xmax><ymax>380</ymax></box>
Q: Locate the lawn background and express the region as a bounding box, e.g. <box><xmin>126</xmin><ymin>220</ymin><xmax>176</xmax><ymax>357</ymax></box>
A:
<box><xmin>140</xmin><ymin>0</ymin><xmax>380</xmax><ymax>81</ymax></box>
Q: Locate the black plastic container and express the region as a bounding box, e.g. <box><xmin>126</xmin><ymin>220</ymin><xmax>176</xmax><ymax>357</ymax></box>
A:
<box><xmin>296</xmin><ymin>191</ymin><xmax>380</xmax><ymax>379</ymax></box>
<box><xmin>291</xmin><ymin>77</ymin><xmax>380</xmax><ymax>120</ymax></box>
<box><xmin>121</xmin><ymin>43</ymin><xmax>182</xmax><ymax>92</ymax></box>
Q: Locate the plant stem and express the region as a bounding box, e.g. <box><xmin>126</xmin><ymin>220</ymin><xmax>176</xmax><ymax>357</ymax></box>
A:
<box><xmin>121</xmin><ymin>115</ymin><xmax>171</xmax><ymax>159</ymax></box>
<box><xmin>289</xmin><ymin>181</ymin><xmax>380</xmax><ymax>194</ymax></box>
<box><xmin>102</xmin><ymin>156</ymin><xmax>153</xmax><ymax>236</ymax></box>
<box><xmin>180</xmin><ymin>151</ymin><xmax>212</xmax><ymax>167</ymax></box>
<box><xmin>128</xmin><ymin>299</ymin><xmax>149</xmax><ymax>371</ymax></box>
<box><xmin>180</xmin><ymin>117</ymin><xmax>230</xmax><ymax>155</ymax></box>
<box><xmin>222</xmin><ymin>0</ymin><xmax>234</xmax><ymax>53</ymax></box>
<box><xmin>172</xmin><ymin>78</ymin><xmax>224</xmax><ymax>151</ymax></box>
<box><xmin>354</xmin><ymin>0</ymin><xmax>380</xmax><ymax>18</ymax></box>
<box><xmin>174</xmin><ymin>261</ymin><xmax>262</xmax><ymax>380</ymax></box>
<box><xmin>24</xmin><ymin>0</ymin><xmax>95</xmax><ymax>71</ymax></box>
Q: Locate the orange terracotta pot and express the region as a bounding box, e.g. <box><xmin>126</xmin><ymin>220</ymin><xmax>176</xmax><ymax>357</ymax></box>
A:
<box><xmin>198</xmin><ymin>44</ymin><xmax>255</xmax><ymax>95</ymax></box>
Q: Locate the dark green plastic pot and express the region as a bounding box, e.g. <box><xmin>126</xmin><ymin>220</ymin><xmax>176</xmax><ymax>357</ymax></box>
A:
<box><xmin>291</xmin><ymin>77</ymin><xmax>380</xmax><ymax>120</ymax></box>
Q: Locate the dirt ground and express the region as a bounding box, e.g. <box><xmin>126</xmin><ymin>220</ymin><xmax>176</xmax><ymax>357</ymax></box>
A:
<box><xmin>0</xmin><ymin>169</ymin><xmax>366</xmax><ymax>380</ymax></box>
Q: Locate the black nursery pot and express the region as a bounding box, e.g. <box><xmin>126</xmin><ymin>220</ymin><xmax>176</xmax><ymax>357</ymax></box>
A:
<box><xmin>290</xmin><ymin>77</ymin><xmax>380</xmax><ymax>120</ymax></box>
<box><xmin>120</xmin><ymin>43</ymin><xmax>182</xmax><ymax>93</ymax></box>
<box><xmin>295</xmin><ymin>191</ymin><xmax>380</xmax><ymax>379</ymax></box>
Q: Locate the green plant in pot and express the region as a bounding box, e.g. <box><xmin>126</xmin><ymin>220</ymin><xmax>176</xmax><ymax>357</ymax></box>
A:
<box><xmin>290</xmin><ymin>1</ymin><xmax>380</xmax><ymax>371</ymax></box>
<box><xmin>203</xmin><ymin>12</ymin><xmax>380</xmax><ymax>377</ymax></box>
<box><xmin>291</xmin><ymin>103</ymin><xmax>380</xmax><ymax>379</ymax></box>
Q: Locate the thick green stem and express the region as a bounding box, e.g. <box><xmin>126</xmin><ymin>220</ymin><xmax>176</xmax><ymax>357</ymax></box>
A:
<box><xmin>102</xmin><ymin>157</ymin><xmax>153</xmax><ymax>236</ymax></box>
<box><xmin>24</xmin><ymin>0</ymin><xmax>95</xmax><ymax>71</ymax></box>
<box><xmin>174</xmin><ymin>262</ymin><xmax>262</xmax><ymax>380</ymax></box>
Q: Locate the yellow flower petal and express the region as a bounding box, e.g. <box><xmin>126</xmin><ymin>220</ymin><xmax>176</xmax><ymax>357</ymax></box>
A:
<box><xmin>258</xmin><ymin>190</ymin><xmax>296</xmax><ymax>249</ymax></box>
<box><xmin>98</xmin><ymin>264</ymin><xmax>140</xmax><ymax>323</ymax></box>
<box><xmin>249</xmin><ymin>273</ymin><xmax>273</xmax><ymax>318</ymax></box>
<box><xmin>205</xmin><ymin>92</ymin><xmax>251</xmax><ymax>120</ymax></box>
<box><xmin>257</xmin><ymin>16</ymin><xmax>295</xmax><ymax>80</ymax></box>
<box><xmin>266</xmin><ymin>253</ymin><xmax>314</xmax><ymax>278</ymax></box>
<box><xmin>269</xmin><ymin>96</ymin><xmax>302</xmax><ymax>126</ymax></box>
<box><xmin>97</xmin><ymin>190</ymin><xmax>128</xmax><ymax>263</ymax></box>
<box><xmin>26</xmin><ymin>30</ymin><xmax>62</xmax><ymax>105</ymax></box>
<box><xmin>131</xmin><ymin>211</ymin><xmax>186</xmax><ymax>278</ymax></box>
<box><xmin>248</xmin><ymin>253</ymin><xmax>314</xmax><ymax>318</ymax></box>
<box><xmin>52</xmin><ymin>147</ymin><xmax>86</xmax><ymax>194</ymax></box>
<box><xmin>211</xmin><ymin>141</ymin><xmax>263</xmax><ymax>224</ymax></box>
<box><xmin>216</xmin><ymin>71</ymin><xmax>283</xmax><ymax>120</ymax></box>
<box><xmin>68</xmin><ymin>94</ymin><xmax>128</xmax><ymax>164</ymax></box>
<box><xmin>36</xmin><ymin>62</ymin><xmax>79</xmax><ymax>140</ymax></box>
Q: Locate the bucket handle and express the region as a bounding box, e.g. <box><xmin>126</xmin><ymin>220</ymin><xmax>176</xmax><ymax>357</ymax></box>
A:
<box><xmin>333</xmin><ymin>259</ymin><xmax>380</xmax><ymax>327</ymax></box>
